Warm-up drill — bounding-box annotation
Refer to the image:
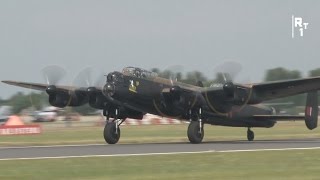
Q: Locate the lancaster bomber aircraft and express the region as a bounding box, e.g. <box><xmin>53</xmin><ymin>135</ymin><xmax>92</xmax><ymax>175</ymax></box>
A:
<box><xmin>2</xmin><ymin>66</ymin><xmax>320</xmax><ymax>144</ymax></box>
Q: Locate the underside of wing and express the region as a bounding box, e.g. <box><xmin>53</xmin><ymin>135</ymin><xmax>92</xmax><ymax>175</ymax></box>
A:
<box><xmin>252</xmin><ymin>115</ymin><xmax>305</xmax><ymax>121</ymax></box>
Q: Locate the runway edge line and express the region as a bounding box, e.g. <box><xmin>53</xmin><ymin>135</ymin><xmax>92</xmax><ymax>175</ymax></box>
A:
<box><xmin>2</xmin><ymin>146</ymin><xmax>320</xmax><ymax>161</ymax></box>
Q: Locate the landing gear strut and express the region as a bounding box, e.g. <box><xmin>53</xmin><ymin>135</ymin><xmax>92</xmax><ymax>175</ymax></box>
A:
<box><xmin>247</xmin><ymin>128</ymin><xmax>254</xmax><ymax>141</ymax></box>
<box><xmin>103</xmin><ymin>109</ymin><xmax>124</xmax><ymax>144</ymax></box>
<box><xmin>187</xmin><ymin>108</ymin><xmax>204</xmax><ymax>144</ymax></box>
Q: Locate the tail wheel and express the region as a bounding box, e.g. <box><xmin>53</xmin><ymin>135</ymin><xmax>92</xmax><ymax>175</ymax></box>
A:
<box><xmin>247</xmin><ymin>128</ymin><xmax>254</xmax><ymax>141</ymax></box>
<box><xmin>187</xmin><ymin>121</ymin><xmax>204</xmax><ymax>144</ymax></box>
<box><xmin>103</xmin><ymin>121</ymin><xmax>121</xmax><ymax>144</ymax></box>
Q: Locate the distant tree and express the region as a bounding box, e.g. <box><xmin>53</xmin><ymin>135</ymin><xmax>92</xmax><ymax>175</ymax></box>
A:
<box><xmin>7</xmin><ymin>92</ymin><xmax>31</xmax><ymax>114</ymax></box>
<box><xmin>0</xmin><ymin>97</ymin><xmax>6</xmax><ymax>106</ymax></box>
<box><xmin>183</xmin><ymin>71</ymin><xmax>207</xmax><ymax>85</ymax></box>
<box><xmin>263</xmin><ymin>67</ymin><xmax>304</xmax><ymax>111</ymax></box>
<box><xmin>151</xmin><ymin>68</ymin><xmax>222</xmax><ymax>87</ymax></box>
<box><xmin>212</xmin><ymin>73</ymin><xmax>229</xmax><ymax>83</ymax></box>
<box><xmin>0</xmin><ymin>91</ymin><xmax>47</xmax><ymax>114</ymax></box>
<box><xmin>151</xmin><ymin>68</ymin><xmax>160</xmax><ymax>74</ymax></box>
<box><xmin>175</xmin><ymin>72</ymin><xmax>183</xmax><ymax>81</ymax></box>
<box><xmin>309</xmin><ymin>68</ymin><xmax>320</xmax><ymax>77</ymax></box>
<box><xmin>308</xmin><ymin>68</ymin><xmax>320</xmax><ymax>103</ymax></box>
<box><xmin>161</xmin><ymin>70</ymin><xmax>175</xmax><ymax>79</ymax></box>
<box><xmin>28</xmin><ymin>92</ymin><xmax>48</xmax><ymax>110</ymax></box>
<box><xmin>264</xmin><ymin>67</ymin><xmax>301</xmax><ymax>81</ymax></box>
<box><xmin>153</xmin><ymin>69</ymin><xmax>184</xmax><ymax>83</ymax></box>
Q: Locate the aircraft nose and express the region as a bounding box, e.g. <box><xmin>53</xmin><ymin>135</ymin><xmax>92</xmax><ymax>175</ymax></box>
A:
<box><xmin>103</xmin><ymin>71</ymin><xmax>124</xmax><ymax>98</ymax></box>
<box><xmin>102</xmin><ymin>82</ymin><xmax>115</xmax><ymax>97</ymax></box>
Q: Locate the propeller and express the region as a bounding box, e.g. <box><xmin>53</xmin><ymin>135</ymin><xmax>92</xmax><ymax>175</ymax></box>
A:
<box><xmin>165</xmin><ymin>65</ymin><xmax>186</xmax><ymax>99</ymax></box>
<box><xmin>42</xmin><ymin>65</ymin><xmax>67</xmax><ymax>86</ymax></box>
<box><xmin>69</xmin><ymin>67</ymin><xmax>110</xmax><ymax>109</ymax></box>
<box><xmin>211</xmin><ymin>61</ymin><xmax>243</xmax><ymax>95</ymax></box>
<box><xmin>41</xmin><ymin>65</ymin><xmax>67</xmax><ymax>95</ymax></box>
<box><xmin>205</xmin><ymin>61</ymin><xmax>254</xmax><ymax>115</ymax></box>
<box><xmin>73</xmin><ymin>67</ymin><xmax>93</xmax><ymax>87</ymax></box>
<box><xmin>212</xmin><ymin>61</ymin><xmax>252</xmax><ymax>95</ymax></box>
<box><xmin>212</xmin><ymin>61</ymin><xmax>242</xmax><ymax>82</ymax></box>
<box><xmin>72</xmin><ymin>67</ymin><xmax>106</xmax><ymax>94</ymax></box>
<box><xmin>28</xmin><ymin>65</ymin><xmax>67</xmax><ymax>111</ymax></box>
<box><xmin>159</xmin><ymin>65</ymin><xmax>184</xmax><ymax>86</ymax></box>
<box><xmin>42</xmin><ymin>65</ymin><xmax>67</xmax><ymax>95</ymax></box>
<box><xmin>152</xmin><ymin>65</ymin><xmax>202</xmax><ymax>118</ymax></box>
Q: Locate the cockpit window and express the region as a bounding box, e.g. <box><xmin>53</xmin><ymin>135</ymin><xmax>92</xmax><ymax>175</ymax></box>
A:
<box><xmin>122</xmin><ymin>67</ymin><xmax>158</xmax><ymax>79</ymax></box>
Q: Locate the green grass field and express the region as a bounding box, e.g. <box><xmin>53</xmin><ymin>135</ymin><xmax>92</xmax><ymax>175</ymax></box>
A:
<box><xmin>1</xmin><ymin>149</ymin><xmax>320</xmax><ymax>179</ymax></box>
<box><xmin>0</xmin><ymin>121</ymin><xmax>319</xmax><ymax>146</ymax></box>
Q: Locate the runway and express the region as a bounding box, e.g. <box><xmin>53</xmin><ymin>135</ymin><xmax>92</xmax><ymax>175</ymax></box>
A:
<box><xmin>1</xmin><ymin>139</ymin><xmax>320</xmax><ymax>160</ymax></box>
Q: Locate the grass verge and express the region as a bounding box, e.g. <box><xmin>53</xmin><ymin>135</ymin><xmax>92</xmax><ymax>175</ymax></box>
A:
<box><xmin>0</xmin><ymin>121</ymin><xmax>319</xmax><ymax>146</ymax></box>
<box><xmin>0</xmin><ymin>149</ymin><xmax>320</xmax><ymax>179</ymax></box>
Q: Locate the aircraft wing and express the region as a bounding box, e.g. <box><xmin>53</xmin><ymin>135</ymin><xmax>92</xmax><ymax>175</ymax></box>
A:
<box><xmin>1</xmin><ymin>80</ymin><xmax>95</xmax><ymax>92</ymax></box>
<box><xmin>251</xmin><ymin>76</ymin><xmax>320</xmax><ymax>102</ymax></box>
<box><xmin>200</xmin><ymin>76</ymin><xmax>320</xmax><ymax>105</ymax></box>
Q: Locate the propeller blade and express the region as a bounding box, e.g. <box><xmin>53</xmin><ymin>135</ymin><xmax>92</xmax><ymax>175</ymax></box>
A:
<box><xmin>163</xmin><ymin>65</ymin><xmax>184</xmax><ymax>86</ymax></box>
<box><xmin>42</xmin><ymin>65</ymin><xmax>67</xmax><ymax>85</ymax></box>
<box><xmin>28</xmin><ymin>65</ymin><xmax>66</xmax><ymax>112</ymax></box>
<box><xmin>212</xmin><ymin>61</ymin><xmax>242</xmax><ymax>83</ymax></box>
<box><xmin>73</xmin><ymin>67</ymin><xmax>107</xmax><ymax>88</ymax></box>
<box><xmin>73</xmin><ymin>67</ymin><xmax>93</xmax><ymax>87</ymax></box>
<box><xmin>94</xmin><ymin>71</ymin><xmax>106</xmax><ymax>87</ymax></box>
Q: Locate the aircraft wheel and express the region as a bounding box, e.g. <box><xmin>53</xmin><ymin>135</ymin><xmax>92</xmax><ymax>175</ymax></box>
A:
<box><xmin>103</xmin><ymin>121</ymin><xmax>121</xmax><ymax>144</ymax></box>
<box><xmin>187</xmin><ymin>121</ymin><xmax>204</xmax><ymax>144</ymax></box>
<box><xmin>247</xmin><ymin>128</ymin><xmax>254</xmax><ymax>141</ymax></box>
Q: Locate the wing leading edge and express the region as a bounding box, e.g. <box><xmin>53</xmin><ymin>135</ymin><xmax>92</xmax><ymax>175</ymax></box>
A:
<box><xmin>1</xmin><ymin>80</ymin><xmax>99</xmax><ymax>93</ymax></box>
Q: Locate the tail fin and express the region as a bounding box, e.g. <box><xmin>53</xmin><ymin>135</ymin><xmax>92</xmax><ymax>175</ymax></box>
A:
<box><xmin>305</xmin><ymin>91</ymin><xmax>318</xmax><ymax>130</ymax></box>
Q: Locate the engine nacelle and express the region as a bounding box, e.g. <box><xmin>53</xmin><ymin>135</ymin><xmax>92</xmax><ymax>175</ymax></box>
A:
<box><xmin>49</xmin><ymin>92</ymin><xmax>88</xmax><ymax>108</ymax></box>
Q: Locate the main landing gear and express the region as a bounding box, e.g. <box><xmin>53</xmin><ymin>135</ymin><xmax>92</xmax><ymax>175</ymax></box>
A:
<box><xmin>247</xmin><ymin>127</ymin><xmax>254</xmax><ymax>141</ymax></box>
<box><xmin>103</xmin><ymin>109</ymin><xmax>125</xmax><ymax>144</ymax></box>
<box><xmin>187</xmin><ymin>108</ymin><xmax>204</xmax><ymax>144</ymax></box>
<box><xmin>187</xmin><ymin>107</ymin><xmax>255</xmax><ymax>143</ymax></box>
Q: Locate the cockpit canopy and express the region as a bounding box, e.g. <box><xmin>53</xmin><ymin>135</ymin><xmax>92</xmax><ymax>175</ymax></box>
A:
<box><xmin>122</xmin><ymin>67</ymin><xmax>158</xmax><ymax>79</ymax></box>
